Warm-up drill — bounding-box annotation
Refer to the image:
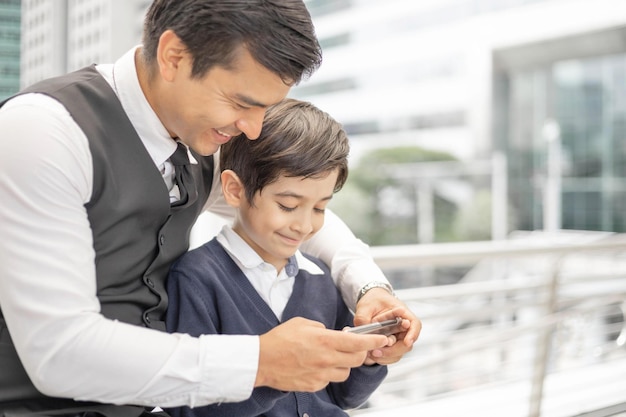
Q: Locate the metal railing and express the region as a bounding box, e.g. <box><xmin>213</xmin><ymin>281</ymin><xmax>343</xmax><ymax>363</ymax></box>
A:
<box><xmin>351</xmin><ymin>230</ymin><xmax>626</xmax><ymax>417</ymax></box>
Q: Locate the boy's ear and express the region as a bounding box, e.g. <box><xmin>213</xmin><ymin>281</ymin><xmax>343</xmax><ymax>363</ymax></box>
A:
<box><xmin>221</xmin><ymin>170</ymin><xmax>244</xmax><ymax>208</ymax></box>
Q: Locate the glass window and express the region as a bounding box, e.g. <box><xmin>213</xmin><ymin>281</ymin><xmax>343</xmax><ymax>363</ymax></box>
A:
<box><xmin>502</xmin><ymin>53</ymin><xmax>626</xmax><ymax>232</ymax></box>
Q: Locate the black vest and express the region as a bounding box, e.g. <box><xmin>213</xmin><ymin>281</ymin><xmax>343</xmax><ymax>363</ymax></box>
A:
<box><xmin>0</xmin><ymin>66</ymin><xmax>214</xmax><ymax>414</ymax></box>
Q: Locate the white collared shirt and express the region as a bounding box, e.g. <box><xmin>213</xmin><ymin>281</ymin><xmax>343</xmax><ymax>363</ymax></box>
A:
<box><xmin>0</xmin><ymin>46</ymin><xmax>389</xmax><ymax>407</ymax></box>
<box><xmin>217</xmin><ymin>225</ymin><xmax>324</xmax><ymax>320</ymax></box>
<box><xmin>98</xmin><ymin>49</ymin><xmax>196</xmax><ymax>203</ymax></box>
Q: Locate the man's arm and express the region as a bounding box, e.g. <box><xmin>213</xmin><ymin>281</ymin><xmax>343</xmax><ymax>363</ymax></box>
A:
<box><xmin>0</xmin><ymin>96</ymin><xmax>258</xmax><ymax>406</ymax></box>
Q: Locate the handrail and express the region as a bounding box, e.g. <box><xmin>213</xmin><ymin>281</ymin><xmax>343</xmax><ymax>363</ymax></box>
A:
<box><xmin>354</xmin><ymin>232</ymin><xmax>626</xmax><ymax>417</ymax></box>
<box><xmin>370</xmin><ymin>232</ymin><xmax>626</xmax><ymax>268</ymax></box>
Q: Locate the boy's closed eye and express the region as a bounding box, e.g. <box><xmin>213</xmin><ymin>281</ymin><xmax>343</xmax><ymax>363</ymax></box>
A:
<box><xmin>278</xmin><ymin>203</ymin><xmax>296</xmax><ymax>212</ymax></box>
<box><xmin>277</xmin><ymin>203</ymin><xmax>327</xmax><ymax>214</ymax></box>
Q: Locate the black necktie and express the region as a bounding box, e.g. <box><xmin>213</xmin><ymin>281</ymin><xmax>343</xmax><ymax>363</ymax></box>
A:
<box><xmin>169</xmin><ymin>142</ymin><xmax>197</xmax><ymax>207</ymax></box>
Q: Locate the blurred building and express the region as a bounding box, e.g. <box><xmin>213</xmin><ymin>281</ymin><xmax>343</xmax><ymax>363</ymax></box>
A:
<box><xmin>294</xmin><ymin>0</ymin><xmax>626</xmax><ymax>234</ymax></box>
<box><xmin>20</xmin><ymin>0</ymin><xmax>150</xmax><ymax>88</ymax></box>
<box><xmin>0</xmin><ymin>0</ymin><xmax>21</xmax><ymax>100</ymax></box>
<box><xmin>16</xmin><ymin>0</ymin><xmax>626</xmax><ymax>236</ymax></box>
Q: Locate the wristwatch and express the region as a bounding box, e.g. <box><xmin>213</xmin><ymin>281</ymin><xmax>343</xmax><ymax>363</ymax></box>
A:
<box><xmin>357</xmin><ymin>281</ymin><xmax>395</xmax><ymax>303</ymax></box>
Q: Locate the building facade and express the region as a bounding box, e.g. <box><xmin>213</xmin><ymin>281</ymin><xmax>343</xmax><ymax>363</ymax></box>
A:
<box><xmin>21</xmin><ymin>0</ymin><xmax>150</xmax><ymax>88</ymax></box>
<box><xmin>16</xmin><ymin>0</ymin><xmax>626</xmax><ymax>237</ymax></box>
<box><xmin>0</xmin><ymin>0</ymin><xmax>21</xmax><ymax>100</ymax></box>
<box><xmin>295</xmin><ymin>0</ymin><xmax>626</xmax><ymax>235</ymax></box>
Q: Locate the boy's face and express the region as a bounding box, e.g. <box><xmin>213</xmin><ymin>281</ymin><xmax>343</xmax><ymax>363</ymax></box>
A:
<box><xmin>233</xmin><ymin>170</ymin><xmax>339</xmax><ymax>271</ymax></box>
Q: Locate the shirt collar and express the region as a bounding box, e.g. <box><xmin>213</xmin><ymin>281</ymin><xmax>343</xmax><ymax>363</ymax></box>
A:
<box><xmin>96</xmin><ymin>46</ymin><xmax>183</xmax><ymax>168</ymax></box>
<box><xmin>216</xmin><ymin>225</ymin><xmax>324</xmax><ymax>276</ymax></box>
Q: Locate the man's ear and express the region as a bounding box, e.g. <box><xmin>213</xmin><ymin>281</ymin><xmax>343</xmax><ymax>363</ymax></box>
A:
<box><xmin>221</xmin><ymin>170</ymin><xmax>245</xmax><ymax>208</ymax></box>
<box><xmin>156</xmin><ymin>29</ymin><xmax>187</xmax><ymax>82</ymax></box>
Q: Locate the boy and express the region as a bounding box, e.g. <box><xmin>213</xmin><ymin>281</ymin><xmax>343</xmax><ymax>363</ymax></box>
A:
<box><xmin>166</xmin><ymin>99</ymin><xmax>391</xmax><ymax>416</ymax></box>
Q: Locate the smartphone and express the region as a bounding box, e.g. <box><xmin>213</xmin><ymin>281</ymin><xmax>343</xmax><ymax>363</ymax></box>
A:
<box><xmin>346</xmin><ymin>317</ymin><xmax>403</xmax><ymax>336</ymax></box>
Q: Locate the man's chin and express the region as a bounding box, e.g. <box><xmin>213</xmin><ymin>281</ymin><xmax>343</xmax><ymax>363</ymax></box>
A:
<box><xmin>192</xmin><ymin>143</ymin><xmax>221</xmax><ymax>157</ymax></box>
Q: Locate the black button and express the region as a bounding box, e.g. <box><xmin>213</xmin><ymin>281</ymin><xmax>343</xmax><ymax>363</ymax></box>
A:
<box><xmin>159</xmin><ymin>234</ymin><xmax>165</xmax><ymax>245</ymax></box>
<box><xmin>146</xmin><ymin>278</ymin><xmax>155</xmax><ymax>288</ymax></box>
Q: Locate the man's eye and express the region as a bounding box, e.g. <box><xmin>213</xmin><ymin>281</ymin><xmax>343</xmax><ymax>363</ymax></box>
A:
<box><xmin>314</xmin><ymin>207</ymin><xmax>325</xmax><ymax>214</ymax></box>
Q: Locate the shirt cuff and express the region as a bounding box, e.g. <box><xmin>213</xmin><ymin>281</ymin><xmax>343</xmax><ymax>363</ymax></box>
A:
<box><xmin>336</xmin><ymin>259</ymin><xmax>390</xmax><ymax>310</ymax></box>
<box><xmin>197</xmin><ymin>334</ymin><xmax>259</xmax><ymax>405</ymax></box>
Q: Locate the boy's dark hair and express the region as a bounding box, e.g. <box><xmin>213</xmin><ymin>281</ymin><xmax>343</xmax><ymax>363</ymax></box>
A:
<box><xmin>220</xmin><ymin>98</ymin><xmax>349</xmax><ymax>205</ymax></box>
<box><xmin>142</xmin><ymin>0</ymin><xmax>322</xmax><ymax>84</ymax></box>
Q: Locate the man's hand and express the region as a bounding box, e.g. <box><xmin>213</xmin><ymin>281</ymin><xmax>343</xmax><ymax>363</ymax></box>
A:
<box><xmin>353</xmin><ymin>288</ymin><xmax>422</xmax><ymax>365</ymax></box>
<box><xmin>255</xmin><ymin>317</ymin><xmax>388</xmax><ymax>392</ymax></box>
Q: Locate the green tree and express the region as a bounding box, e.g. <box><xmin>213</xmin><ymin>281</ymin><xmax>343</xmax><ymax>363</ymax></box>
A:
<box><xmin>330</xmin><ymin>146</ymin><xmax>458</xmax><ymax>246</ymax></box>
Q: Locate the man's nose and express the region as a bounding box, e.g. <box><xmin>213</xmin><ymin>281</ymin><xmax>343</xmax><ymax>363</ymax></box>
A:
<box><xmin>235</xmin><ymin>108</ymin><xmax>265</xmax><ymax>140</ymax></box>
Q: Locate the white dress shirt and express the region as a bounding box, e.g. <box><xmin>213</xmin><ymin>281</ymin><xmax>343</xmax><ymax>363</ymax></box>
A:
<box><xmin>217</xmin><ymin>225</ymin><xmax>325</xmax><ymax>320</ymax></box>
<box><xmin>0</xmin><ymin>47</ymin><xmax>389</xmax><ymax>407</ymax></box>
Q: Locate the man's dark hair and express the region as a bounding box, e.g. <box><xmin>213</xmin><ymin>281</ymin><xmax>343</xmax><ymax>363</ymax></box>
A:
<box><xmin>220</xmin><ymin>98</ymin><xmax>349</xmax><ymax>205</ymax></box>
<box><xmin>142</xmin><ymin>0</ymin><xmax>322</xmax><ymax>84</ymax></box>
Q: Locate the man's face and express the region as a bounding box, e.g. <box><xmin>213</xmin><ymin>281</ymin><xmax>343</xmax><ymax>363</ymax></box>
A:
<box><xmin>159</xmin><ymin>47</ymin><xmax>291</xmax><ymax>156</ymax></box>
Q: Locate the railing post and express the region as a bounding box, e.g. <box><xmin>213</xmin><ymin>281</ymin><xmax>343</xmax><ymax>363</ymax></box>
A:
<box><xmin>543</xmin><ymin>119</ymin><xmax>562</xmax><ymax>232</ymax></box>
<box><xmin>491</xmin><ymin>152</ymin><xmax>508</xmax><ymax>241</ymax></box>
<box><xmin>528</xmin><ymin>255</ymin><xmax>563</xmax><ymax>417</ymax></box>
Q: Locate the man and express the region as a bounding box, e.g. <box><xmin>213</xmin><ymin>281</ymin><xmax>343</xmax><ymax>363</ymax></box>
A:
<box><xmin>0</xmin><ymin>0</ymin><xmax>420</xmax><ymax>415</ymax></box>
